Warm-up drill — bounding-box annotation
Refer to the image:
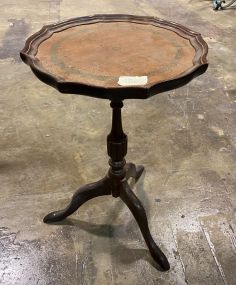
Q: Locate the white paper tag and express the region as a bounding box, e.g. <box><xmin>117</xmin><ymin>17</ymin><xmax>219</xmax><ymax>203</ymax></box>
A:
<box><xmin>118</xmin><ymin>76</ymin><xmax>148</xmax><ymax>86</ymax></box>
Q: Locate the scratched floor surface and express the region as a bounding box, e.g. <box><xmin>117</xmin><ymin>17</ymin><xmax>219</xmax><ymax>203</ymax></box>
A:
<box><xmin>0</xmin><ymin>0</ymin><xmax>236</xmax><ymax>284</ymax></box>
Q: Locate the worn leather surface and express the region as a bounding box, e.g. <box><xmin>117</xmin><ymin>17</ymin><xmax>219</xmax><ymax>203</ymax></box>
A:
<box><xmin>36</xmin><ymin>22</ymin><xmax>195</xmax><ymax>88</ymax></box>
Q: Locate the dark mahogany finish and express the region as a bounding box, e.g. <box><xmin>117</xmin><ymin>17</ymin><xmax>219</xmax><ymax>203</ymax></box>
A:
<box><xmin>43</xmin><ymin>101</ymin><xmax>169</xmax><ymax>270</ymax></box>
<box><xmin>20</xmin><ymin>14</ymin><xmax>208</xmax><ymax>101</ymax></box>
<box><xmin>20</xmin><ymin>14</ymin><xmax>208</xmax><ymax>272</ymax></box>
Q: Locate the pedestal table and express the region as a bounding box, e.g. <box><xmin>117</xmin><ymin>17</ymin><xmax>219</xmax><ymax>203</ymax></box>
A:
<box><xmin>21</xmin><ymin>14</ymin><xmax>208</xmax><ymax>271</ymax></box>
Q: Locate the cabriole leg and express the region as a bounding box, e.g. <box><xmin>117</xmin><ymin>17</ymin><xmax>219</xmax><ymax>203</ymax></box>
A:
<box><xmin>120</xmin><ymin>181</ymin><xmax>170</xmax><ymax>271</ymax></box>
<box><xmin>43</xmin><ymin>176</ymin><xmax>111</xmax><ymax>223</ymax></box>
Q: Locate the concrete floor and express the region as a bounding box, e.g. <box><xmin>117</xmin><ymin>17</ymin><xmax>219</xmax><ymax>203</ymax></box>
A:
<box><xmin>0</xmin><ymin>1</ymin><xmax>236</xmax><ymax>284</ymax></box>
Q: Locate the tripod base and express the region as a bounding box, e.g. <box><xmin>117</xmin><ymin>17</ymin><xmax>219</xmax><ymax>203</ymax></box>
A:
<box><xmin>44</xmin><ymin>162</ymin><xmax>170</xmax><ymax>271</ymax></box>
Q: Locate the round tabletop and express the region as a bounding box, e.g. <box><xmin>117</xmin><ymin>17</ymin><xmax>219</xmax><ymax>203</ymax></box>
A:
<box><xmin>21</xmin><ymin>14</ymin><xmax>208</xmax><ymax>100</ymax></box>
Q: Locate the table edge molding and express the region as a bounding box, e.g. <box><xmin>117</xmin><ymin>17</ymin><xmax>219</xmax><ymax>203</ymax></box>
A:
<box><xmin>20</xmin><ymin>14</ymin><xmax>208</xmax><ymax>100</ymax></box>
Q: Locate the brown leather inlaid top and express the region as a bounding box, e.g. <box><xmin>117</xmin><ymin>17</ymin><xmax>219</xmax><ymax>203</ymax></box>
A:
<box><xmin>36</xmin><ymin>22</ymin><xmax>196</xmax><ymax>88</ymax></box>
